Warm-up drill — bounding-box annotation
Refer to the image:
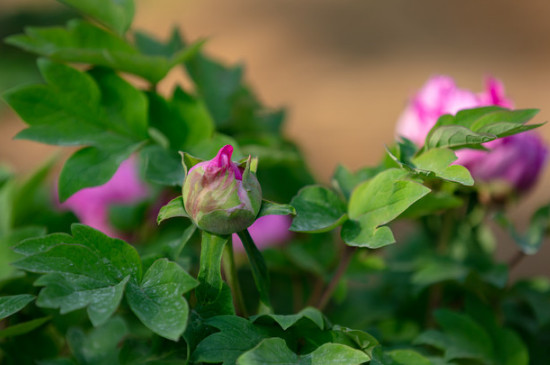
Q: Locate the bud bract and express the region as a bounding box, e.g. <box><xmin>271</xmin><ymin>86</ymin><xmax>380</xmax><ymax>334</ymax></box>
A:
<box><xmin>182</xmin><ymin>145</ymin><xmax>262</xmax><ymax>235</ymax></box>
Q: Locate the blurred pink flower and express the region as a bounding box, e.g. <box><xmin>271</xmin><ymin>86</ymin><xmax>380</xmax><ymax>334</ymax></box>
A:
<box><xmin>396</xmin><ymin>75</ymin><xmax>547</xmax><ymax>192</ymax></box>
<box><xmin>232</xmin><ymin>214</ymin><xmax>293</xmax><ymax>251</ymax></box>
<box><xmin>58</xmin><ymin>157</ymin><xmax>149</xmax><ymax>237</ymax></box>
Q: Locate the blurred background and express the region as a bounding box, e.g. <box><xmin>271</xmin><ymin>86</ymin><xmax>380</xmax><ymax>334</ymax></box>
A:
<box><xmin>1</xmin><ymin>0</ymin><xmax>549</xmax><ymax>276</ymax></box>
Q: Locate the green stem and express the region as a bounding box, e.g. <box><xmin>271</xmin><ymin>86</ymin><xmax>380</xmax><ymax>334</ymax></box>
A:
<box><xmin>196</xmin><ymin>231</ymin><xmax>228</xmax><ymax>306</ymax></box>
<box><xmin>237</xmin><ymin>229</ymin><xmax>272</xmax><ymax>310</ymax></box>
<box><xmin>223</xmin><ymin>238</ymin><xmax>248</xmax><ymax>317</ymax></box>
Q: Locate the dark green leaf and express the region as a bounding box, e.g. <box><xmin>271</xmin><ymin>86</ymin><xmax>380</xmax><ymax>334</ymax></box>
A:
<box><xmin>238</xmin><ymin>230</ymin><xmax>271</xmax><ymax>307</ymax></box>
<box><xmin>6</xmin><ymin>20</ymin><xmax>202</xmax><ymax>83</ymax></box>
<box><xmin>58</xmin><ymin>143</ymin><xmax>142</xmax><ymax>202</ymax></box>
<box><xmin>0</xmin><ymin>294</ymin><xmax>35</xmax><ymax>320</ymax></box>
<box><xmin>257</xmin><ymin>200</ymin><xmax>296</xmax><ymax>218</ymax></box>
<box><xmin>290</xmin><ymin>185</ymin><xmax>347</xmax><ymax>233</ymax></box>
<box><xmin>142</xmin><ymin>145</ymin><xmax>186</xmax><ymax>186</ymax></box>
<box><xmin>13</xmin><ymin>224</ymin><xmax>141</xmax><ymax>326</ymax></box>
<box><xmin>58</xmin><ymin>0</ymin><xmax>134</xmax><ymax>35</ymax></box>
<box><xmin>237</xmin><ymin>337</ymin><xmax>370</xmax><ymax>365</ymax></box>
<box><xmin>192</xmin><ymin>315</ymin><xmax>269</xmax><ymax>365</ymax></box>
<box><xmin>126</xmin><ymin>258</ymin><xmax>198</xmax><ymax>341</ymax></box>
<box><xmin>0</xmin><ymin>316</ymin><xmax>50</xmax><ymax>339</ymax></box>
<box><xmin>371</xmin><ymin>347</ymin><xmax>431</xmax><ymax>365</ymax></box>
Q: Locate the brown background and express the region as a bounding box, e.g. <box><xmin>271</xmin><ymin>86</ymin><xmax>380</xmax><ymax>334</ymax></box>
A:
<box><xmin>1</xmin><ymin>0</ymin><xmax>550</xmax><ymax>277</ymax></box>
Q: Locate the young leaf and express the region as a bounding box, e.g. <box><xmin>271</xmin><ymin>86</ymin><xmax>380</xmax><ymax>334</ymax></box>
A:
<box><xmin>126</xmin><ymin>259</ymin><xmax>198</xmax><ymax>341</ymax></box>
<box><xmin>58</xmin><ymin>0</ymin><xmax>135</xmax><ymax>36</ymax></box>
<box><xmin>257</xmin><ymin>200</ymin><xmax>296</xmax><ymax>218</ymax></box>
<box><xmin>290</xmin><ymin>185</ymin><xmax>348</xmax><ymax>233</ymax></box>
<box><xmin>342</xmin><ymin>169</ymin><xmax>430</xmax><ymax>248</ymax></box>
<box><xmin>411</xmin><ymin>148</ymin><xmax>474</xmax><ymax>186</ymax></box>
<box><xmin>13</xmin><ymin>224</ymin><xmax>141</xmax><ymax>326</ymax></box>
<box><xmin>0</xmin><ymin>294</ymin><xmax>35</xmax><ymax>320</ymax></box>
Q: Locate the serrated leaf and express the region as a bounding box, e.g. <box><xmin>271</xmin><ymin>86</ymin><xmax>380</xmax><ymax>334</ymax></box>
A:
<box><xmin>58</xmin><ymin>0</ymin><xmax>134</xmax><ymax>36</ymax></box>
<box><xmin>237</xmin><ymin>337</ymin><xmax>370</xmax><ymax>365</ymax></box>
<box><xmin>257</xmin><ymin>200</ymin><xmax>296</xmax><ymax>218</ymax></box>
<box><xmin>6</xmin><ymin>20</ymin><xmax>202</xmax><ymax>83</ymax></box>
<box><xmin>126</xmin><ymin>258</ymin><xmax>198</xmax><ymax>341</ymax></box>
<box><xmin>411</xmin><ymin>148</ymin><xmax>474</xmax><ymax>185</ymax></box>
<box><xmin>192</xmin><ymin>316</ymin><xmax>270</xmax><ymax>365</ymax></box>
<box><xmin>58</xmin><ymin>143</ymin><xmax>142</xmax><ymax>202</ymax></box>
<box><xmin>290</xmin><ymin>185</ymin><xmax>348</xmax><ymax>233</ymax></box>
<box><xmin>13</xmin><ymin>224</ymin><xmax>141</xmax><ymax>326</ymax></box>
<box><xmin>342</xmin><ymin>169</ymin><xmax>430</xmax><ymax>248</ymax></box>
<box><xmin>157</xmin><ymin>196</ymin><xmax>188</xmax><ymax>225</ymax></box>
<box><xmin>0</xmin><ymin>294</ymin><xmax>35</xmax><ymax>320</ymax></box>
<box><xmin>250</xmin><ymin>307</ymin><xmax>325</xmax><ymax>331</ymax></box>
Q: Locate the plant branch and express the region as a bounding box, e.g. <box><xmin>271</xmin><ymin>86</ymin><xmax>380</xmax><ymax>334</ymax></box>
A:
<box><xmin>317</xmin><ymin>244</ymin><xmax>356</xmax><ymax>311</ymax></box>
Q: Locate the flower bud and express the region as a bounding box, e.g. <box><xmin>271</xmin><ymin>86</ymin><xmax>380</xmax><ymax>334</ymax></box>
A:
<box><xmin>182</xmin><ymin>145</ymin><xmax>262</xmax><ymax>235</ymax></box>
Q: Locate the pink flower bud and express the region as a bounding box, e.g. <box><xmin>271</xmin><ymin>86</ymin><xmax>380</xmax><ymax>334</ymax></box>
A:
<box><xmin>58</xmin><ymin>157</ymin><xmax>149</xmax><ymax>237</ymax></box>
<box><xmin>396</xmin><ymin>75</ymin><xmax>547</xmax><ymax>192</ymax></box>
<box><xmin>182</xmin><ymin>145</ymin><xmax>262</xmax><ymax>235</ymax></box>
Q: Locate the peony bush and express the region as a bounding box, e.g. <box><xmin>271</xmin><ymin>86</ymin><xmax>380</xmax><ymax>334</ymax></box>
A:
<box><xmin>1</xmin><ymin>1</ymin><xmax>549</xmax><ymax>364</ymax></box>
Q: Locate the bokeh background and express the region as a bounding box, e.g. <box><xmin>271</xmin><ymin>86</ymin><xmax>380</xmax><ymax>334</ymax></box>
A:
<box><xmin>1</xmin><ymin>0</ymin><xmax>549</xmax><ymax>276</ymax></box>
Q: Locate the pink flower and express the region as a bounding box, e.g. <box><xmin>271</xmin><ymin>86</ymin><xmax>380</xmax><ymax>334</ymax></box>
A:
<box><xmin>396</xmin><ymin>75</ymin><xmax>547</xmax><ymax>192</ymax></box>
<box><xmin>232</xmin><ymin>214</ymin><xmax>293</xmax><ymax>251</ymax></box>
<box><xmin>58</xmin><ymin>157</ymin><xmax>149</xmax><ymax>237</ymax></box>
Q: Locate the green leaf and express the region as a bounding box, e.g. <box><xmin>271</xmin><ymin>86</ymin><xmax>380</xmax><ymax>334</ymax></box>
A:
<box><xmin>290</xmin><ymin>185</ymin><xmax>348</xmax><ymax>233</ymax></box>
<box><xmin>142</xmin><ymin>145</ymin><xmax>186</xmax><ymax>186</ymax></box>
<box><xmin>250</xmin><ymin>307</ymin><xmax>325</xmax><ymax>331</ymax></box>
<box><xmin>6</xmin><ymin>20</ymin><xmax>202</xmax><ymax>83</ymax></box>
<box><xmin>342</xmin><ymin>169</ymin><xmax>430</xmax><ymax>248</ymax></box>
<box><xmin>416</xmin><ymin>309</ymin><xmax>494</xmax><ymax>363</ymax></box>
<box><xmin>238</xmin><ymin>230</ymin><xmax>271</xmax><ymax>308</ymax></box>
<box><xmin>195</xmin><ymin>232</ymin><xmax>235</xmax><ymax>316</ymax></box>
<box><xmin>157</xmin><ymin>196</ymin><xmax>189</xmax><ymax>225</ymax></box>
<box><xmin>192</xmin><ymin>315</ymin><xmax>270</xmax><ymax>365</ymax></box>
<box><xmin>258</xmin><ymin>200</ymin><xmax>296</xmax><ymax>218</ymax></box>
<box><xmin>371</xmin><ymin>347</ymin><xmax>432</xmax><ymax>365</ymax></box>
<box><xmin>495</xmin><ymin>204</ymin><xmax>550</xmax><ymax>255</ymax></box>
<box><xmin>0</xmin><ymin>294</ymin><xmax>35</xmax><ymax>320</ymax></box>
<box><xmin>58</xmin><ymin>0</ymin><xmax>134</xmax><ymax>36</ymax></box>
<box><xmin>67</xmin><ymin>316</ymin><xmax>128</xmax><ymax>365</ymax></box>
<box><xmin>411</xmin><ymin>148</ymin><xmax>474</xmax><ymax>186</ymax></box>
<box><xmin>126</xmin><ymin>258</ymin><xmax>198</xmax><ymax>341</ymax></box>
<box><xmin>13</xmin><ymin>224</ymin><xmax>141</xmax><ymax>326</ymax></box>
<box><xmin>58</xmin><ymin>143</ymin><xmax>142</xmax><ymax>202</ymax></box>
<box><xmin>425</xmin><ymin>125</ymin><xmax>495</xmax><ymax>150</ymax></box>
<box><xmin>237</xmin><ymin>337</ymin><xmax>370</xmax><ymax>365</ymax></box>
<box><xmin>411</xmin><ymin>258</ymin><xmax>469</xmax><ymax>289</ymax></box>
<box><xmin>0</xmin><ymin>316</ymin><xmax>50</xmax><ymax>339</ymax></box>
<box><xmin>400</xmin><ymin>192</ymin><xmax>463</xmax><ymax>219</ymax></box>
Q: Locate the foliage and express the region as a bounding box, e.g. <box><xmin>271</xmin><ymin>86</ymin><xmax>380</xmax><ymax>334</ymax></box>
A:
<box><xmin>1</xmin><ymin>0</ymin><xmax>549</xmax><ymax>364</ymax></box>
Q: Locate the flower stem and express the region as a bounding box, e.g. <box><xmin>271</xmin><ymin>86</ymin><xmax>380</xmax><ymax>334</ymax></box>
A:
<box><xmin>237</xmin><ymin>229</ymin><xmax>272</xmax><ymax>311</ymax></box>
<box><xmin>223</xmin><ymin>238</ymin><xmax>248</xmax><ymax>317</ymax></box>
<box><xmin>317</xmin><ymin>244</ymin><xmax>356</xmax><ymax>311</ymax></box>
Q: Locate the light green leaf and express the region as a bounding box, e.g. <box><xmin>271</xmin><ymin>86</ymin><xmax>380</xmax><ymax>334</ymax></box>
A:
<box><xmin>237</xmin><ymin>337</ymin><xmax>370</xmax><ymax>365</ymax></box>
<box><xmin>0</xmin><ymin>294</ymin><xmax>35</xmax><ymax>320</ymax></box>
<box><xmin>411</xmin><ymin>148</ymin><xmax>474</xmax><ymax>186</ymax></box>
<box><xmin>126</xmin><ymin>258</ymin><xmax>198</xmax><ymax>341</ymax></box>
<box><xmin>250</xmin><ymin>307</ymin><xmax>325</xmax><ymax>331</ymax></box>
<box><xmin>157</xmin><ymin>196</ymin><xmax>188</xmax><ymax>225</ymax></box>
<box><xmin>257</xmin><ymin>200</ymin><xmax>296</xmax><ymax>218</ymax></box>
<box><xmin>342</xmin><ymin>169</ymin><xmax>430</xmax><ymax>248</ymax></box>
<box><xmin>290</xmin><ymin>185</ymin><xmax>348</xmax><ymax>233</ymax></box>
<box><xmin>426</xmin><ymin>125</ymin><xmax>494</xmax><ymax>150</ymax></box>
<box><xmin>58</xmin><ymin>0</ymin><xmax>134</xmax><ymax>36</ymax></box>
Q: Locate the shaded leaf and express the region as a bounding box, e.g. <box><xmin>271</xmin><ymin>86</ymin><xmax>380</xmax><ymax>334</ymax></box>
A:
<box><xmin>290</xmin><ymin>185</ymin><xmax>347</xmax><ymax>233</ymax></box>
